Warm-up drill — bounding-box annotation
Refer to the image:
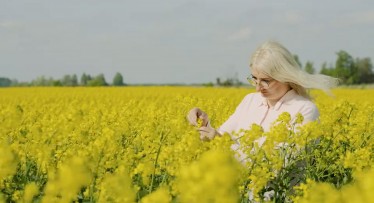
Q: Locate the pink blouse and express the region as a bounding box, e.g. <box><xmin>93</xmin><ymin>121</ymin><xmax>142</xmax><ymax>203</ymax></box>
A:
<box><xmin>217</xmin><ymin>89</ymin><xmax>319</xmax><ymax>135</ymax></box>
<box><xmin>217</xmin><ymin>89</ymin><xmax>319</xmax><ymax>160</ymax></box>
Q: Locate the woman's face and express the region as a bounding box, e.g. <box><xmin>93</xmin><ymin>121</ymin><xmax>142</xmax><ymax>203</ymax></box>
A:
<box><xmin>251</xmin><ymin>69</ymin><xmax>290</xmax><ymax>101</ymax></box>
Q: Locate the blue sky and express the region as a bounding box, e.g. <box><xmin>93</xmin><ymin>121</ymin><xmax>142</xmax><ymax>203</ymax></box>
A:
<box><xmin>1</xmin><ymin>0</ymin><xmax>373</xmax><ymax>84</ymax></box>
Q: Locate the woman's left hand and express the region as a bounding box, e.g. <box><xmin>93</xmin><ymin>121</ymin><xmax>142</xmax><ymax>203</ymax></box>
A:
<box><xmin>198</xmin><ymin>125</ymin><xmax>217</xmax><ymax>141</ymax></box>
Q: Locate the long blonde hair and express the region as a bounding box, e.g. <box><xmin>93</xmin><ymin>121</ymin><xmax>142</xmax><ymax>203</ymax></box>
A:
<box><xmin>249</xmin><ymin>41</ymin><xmax>339</xmax><ymax>99</ymax></box>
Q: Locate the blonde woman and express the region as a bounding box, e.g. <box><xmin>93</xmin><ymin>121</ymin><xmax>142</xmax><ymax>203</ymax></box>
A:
<box><xmin>187</xmin><ymin>40</ymin><xmax>339</xmax><ymax>143</ymax></box>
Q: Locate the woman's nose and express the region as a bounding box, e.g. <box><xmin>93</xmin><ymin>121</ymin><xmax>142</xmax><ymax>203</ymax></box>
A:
<box><xmin>255</xmin><ymin>84</ymin><xmax>262</xmax><ymax>91</ymax></box>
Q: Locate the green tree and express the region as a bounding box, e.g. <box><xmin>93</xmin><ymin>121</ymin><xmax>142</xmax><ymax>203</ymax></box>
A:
<box><xmin>52</xmin><ymin>80</ymin><xmax>62</xmax><ymax>86</ymax></box>
<box><xmin>221</xmin><ymin>78</ymin><xmax>234</xmax><ymax>86</ymax></box>
<box><xmin>61</xmin><ymin>74</ymin><xmax>78</xmax><ymax>86</ymax></box>
<box><xmin>216</xmin><ymin>72</ymin><xmax>242</xmax><ymax>87</ymax></box>
<box><xmin>335</xmin><ymin>50</ymin><xmax>358</xmax><ymax>85</ymax></box>
<box><xmin>61</xmin><ymin>75</ymin><xmax>74</xmax><ymax>86</ymax></box>
<box><xmin>31</xmin><ymin>76</ymin><xmax>54</xmax><ymax>86</ymax></box>
<box><xmin>320</xmin><ymin>62</ymin><xmax>335</xmax><ymax>76</ymax></box>
<box><xmin>11</xmin><ymin>79</ymin><xmax>18</xmax><ymax>86</ymax></box>
<box><xmin>71</xmin><ymin>74</ymin><xmax>78</xmax><ymax>86</ymax></box>
<box><xmin>87</xmin><ymin>74</ymin><xmax>107</xmax><ymax>86</ymax></box>
<box><xmin>0</xmin><ymin>77</ymin><xmax>12</xmax><ymax>87</ymax></box>
<box><xmin>80</xmin><ymin>73</ymin><xmax>91</xmax><ymax>86</ymax></box>
<box><xmin>112</xmin><ymin>72</ymin><xmax>124</xmax><ymax>86</ymax></box>
<box><xmin>304</xmin><ymin>61</ymin><xmax>315</xmax><ymax>74</ymax></box>
<box><xmin>355</xmin><ymin>57</ymin><xmax>374</xmax><ymax>84</ymax></box>
<box><xmin>293</xmin><ymin>54</ymin><xmax>302</xmax><ymax>68</ymax></box>
<box><xmin>216</xmin><ymin>78</ymin><xmax>221</xmax><ymax>86</ymax></box>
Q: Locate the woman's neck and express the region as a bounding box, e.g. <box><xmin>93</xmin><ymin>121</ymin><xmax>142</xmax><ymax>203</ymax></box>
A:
<box><xmin>267</xmin><ymin>99</ymin><xmax>277</xmax><ymax>107</ymax></box>
<box><xmin>266</xmin><ymin>88</ymin><xmax>291</xmax><ymax>107</ymax></box>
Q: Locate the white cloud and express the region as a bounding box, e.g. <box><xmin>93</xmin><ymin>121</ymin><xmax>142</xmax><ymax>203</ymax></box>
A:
<box><xmin>284</xmin><ymin>11</ymin><xmax>304</xmax><ymax>25</ymax></box>
<box><xmin>349</xmin><ymin>10</ymin><xmax>374</xmax><ymax>24</ymax></box>
<box><xmin>333</xmin><ymin>10</ymin><xmax>374</xmax><ymax>26</ymax></box>
<box><xmin>0</xmin><ymin>20</ymin><xmax>21</xmax><ymax>28</ymax></box>
<box><xmin>227</xmin><ymin>27</ymin><xmax>252</xmax><ymax>42</ymax></box>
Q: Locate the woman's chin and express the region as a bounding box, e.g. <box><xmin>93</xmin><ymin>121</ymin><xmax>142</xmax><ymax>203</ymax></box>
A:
<box><xmin>260</xmin><ymin>91</ymin><xmax>268</xmax><ymax>97</ymax></box>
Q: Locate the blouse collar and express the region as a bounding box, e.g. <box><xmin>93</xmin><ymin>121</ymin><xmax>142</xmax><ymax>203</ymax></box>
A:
<box><xmin>258</xmin><ymin>89</ymin><xmax>298</xmax><ymax>110</ymax></box>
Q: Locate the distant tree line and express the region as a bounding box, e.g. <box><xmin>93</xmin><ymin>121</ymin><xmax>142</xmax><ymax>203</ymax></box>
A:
<box><xmin>292</xmin><ymin>51</ymin><xmax>373</xmax><ymax>85</ymax></box>
<box><xmin>214</xmin><ymin>50</ymin><xmax>373</xmax><ymax>87</ymax></box>
<box><xmin>1</xmin><ymin>50</ymin><xmax>373</xmax><ymax>87</ymax></box>
<box><xmin>0</xmin><ymin>72</ymin><xmax>125</xmax><ymax>87</ymax></box>
<box><xmin>319</xmin><ymin>51</ymin><xmax>374</xmax><ymax>85</ymax></box>
<box><xmin>214</xmin><ymin>72</ymin><xmax>243</xmax><ymax>87</ymax></box>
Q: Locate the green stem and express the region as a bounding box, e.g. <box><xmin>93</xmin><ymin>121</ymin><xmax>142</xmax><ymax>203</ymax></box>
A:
<box><xmin>148</xmin><ymin>130</ymin><xmax>166</xmax><ymax>194</ymax></box>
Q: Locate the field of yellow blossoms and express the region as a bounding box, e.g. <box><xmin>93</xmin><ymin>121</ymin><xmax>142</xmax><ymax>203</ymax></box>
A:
<box><xmin>1</xmin><ymin>87</ymin><xmax>374</xmax><ymax>203</ymax></box>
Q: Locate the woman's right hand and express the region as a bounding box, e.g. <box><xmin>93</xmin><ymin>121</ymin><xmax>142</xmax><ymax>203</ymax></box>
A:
<box><xmin>186</xmin><ymin>107</ymin><xmax>209</xmax><ymax>127</ymax></box>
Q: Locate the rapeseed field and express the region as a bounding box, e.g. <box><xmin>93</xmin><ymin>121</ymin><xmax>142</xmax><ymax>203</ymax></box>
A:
<box><xmin>1</xmin><ymin>87</ymin><xmax>374</xmax><ymax>203</ymax></box>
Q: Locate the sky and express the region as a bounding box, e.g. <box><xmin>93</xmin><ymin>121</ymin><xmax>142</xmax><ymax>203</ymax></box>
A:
<box><xmin>1</xmin><ymin>0</ymin><xmax>374</xmax><ymax>84</ymax></box>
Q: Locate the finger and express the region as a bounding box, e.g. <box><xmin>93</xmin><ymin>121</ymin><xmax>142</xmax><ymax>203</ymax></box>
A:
<box><xmin>187</xmin><ymin>114</ymin><xmax>198</xmax><ymax>126</ymax></box>
<box><xmin>199</xmin><ymin>114</ymin><xmax>209</xmax><ymax>126</ymax></box>
<box><xmin>199</xmin><ymin>132</ymin><xmax>210</xmax><ymax>141</ymax></box>
<box><xmin>198</xmin><ymin>112</ymin><xmax>208</xmax><ymax>119</ymax></box>
<box><xmin>206</xmin><ymin>120</ymin><xmax>211</xmax><ymax>127</ymax></box>
<box><xmin>199</xmin><ymin>132</ymin><xmax>212</xmax><ymax>141</ymax></box>
<box><xmin>198</xmin><ymin>126</ymin><xmax>207</xmax><ymax>131</ymax></box>
<box><xmin>198</xmin><ymin>126</ymin><xmax>211</xmax><ymax>133</ymax></box>
<box><xmin>198</xmin><ymin>129</ymin><xmax>209</xmax><ymax>134</ymax></box>
<box><xmin>200</xmin><ymin>118</ymin><xmax>208</xmax><ymax>127</ymax></box>
<box><xmin>192</xmin><ymin>107</ymin><xmax>201</xmax><ymax>115</ymax></box>
<box><xmin>197</xmin><ymin>129</ymin><xmax>208</xmax><ymax>133</ymax></box>
<box><xmin>187</xmin><ymin>108</ymin><xmax>200</xmax><ymax>125</ymax></box>
<box><xmin>191</xmin><ymin>107</ymin><xmax>201</xmax><ymax>117</ymax></box>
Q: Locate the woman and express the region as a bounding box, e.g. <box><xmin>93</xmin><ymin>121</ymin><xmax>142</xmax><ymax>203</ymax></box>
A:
<box><xmin>187</xmin><ymin>41</ymin><xmax>339</xmax><ymax>144</ymax></box>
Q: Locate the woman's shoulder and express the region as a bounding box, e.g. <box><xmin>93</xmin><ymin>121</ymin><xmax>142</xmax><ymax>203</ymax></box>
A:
<box><xmin>292</xmin><ymin>94</ymin><xmax>319</xmax><ymax>112</ymax></box>
<box><xmin>296</xmin><ymin>97</ymin><xmax>320</xmax><ymax>121</ymax></box>
<box><xmin>283</xmin><ymin>90</ymin><xmax>318</xmax><ymax>111</ymax></box>
<box><xmin>297</xmin><ymin>94</ymin><xmax>317</xmax><ymax>107</ymax></box>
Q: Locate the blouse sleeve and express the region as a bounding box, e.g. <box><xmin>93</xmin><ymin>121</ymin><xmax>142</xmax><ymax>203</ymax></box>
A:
<box><xmin>217</xmin><ymin>94</ymin><xmax>254</xmax><ymax>136</ymax></box>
